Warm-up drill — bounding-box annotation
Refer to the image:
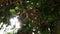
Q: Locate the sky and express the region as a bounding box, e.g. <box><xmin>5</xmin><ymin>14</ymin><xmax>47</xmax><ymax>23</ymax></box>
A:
<box><xmin>0</xmin><ymin>15</ymin><xmax>21</xmax><ymax>34</ymax></box>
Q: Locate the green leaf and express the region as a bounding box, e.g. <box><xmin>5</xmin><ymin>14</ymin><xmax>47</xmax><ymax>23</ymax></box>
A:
<box><xmin>7</xmin><ymin>32</ymin><xmax>11</xmax><ymax>34</ymax></box>
<box><xmin>23</xmin><ymin>27</ymin><xmax>29</xmax><ymax>32</ymax></box>
<box><xmin>47</xmin><ymin>15</ymin><xmax>53</xmax><ymax>22</ymax></box>
<box><xmin>58</xmin><ymin>11</ymin><xmax>60</xmax><ymax>14</ymax></box>
<box><xmin>15</xmin><ymin>6</ymin><xmax>19</xmax><ymax>10</ymax></box>
<box><xmin>9</xmin><ymin>9</ymin><xmax>16</xmax><ymax>14</ymax></box>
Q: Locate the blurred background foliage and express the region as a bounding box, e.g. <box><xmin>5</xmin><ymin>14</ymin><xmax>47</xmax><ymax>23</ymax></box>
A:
<box><xmin>0</xmin><ymin>0</ymin><xmax>60</xmax><ymax>34</ymax></box>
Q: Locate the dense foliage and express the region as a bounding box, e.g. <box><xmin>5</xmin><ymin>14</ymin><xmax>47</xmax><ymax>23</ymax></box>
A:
<box><xmin>0</xmin><ymin>0</ymin><xmax>60</xmax><ymax>34</ymax></box>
